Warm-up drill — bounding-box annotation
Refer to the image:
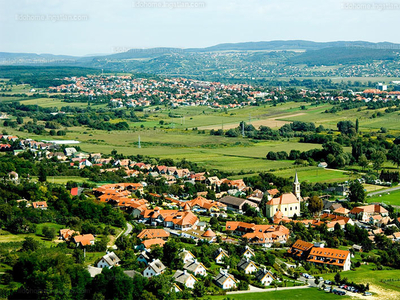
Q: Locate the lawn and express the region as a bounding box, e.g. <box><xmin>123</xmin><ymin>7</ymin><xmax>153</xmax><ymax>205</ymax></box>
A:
<box><xmin>31</xmin><ymin>176</ymin><xmax>93</xmax><ymax>185</ymax></box>
<box><xmin>367</xmin><ymin>188</ymin><xmax>400</xmax><ymax>206</ymax></box>
<box><xmin>274</xmin><ymin>167</ymin><xmax>357</xmax><ymax>183</ymax></box>
<box><xmin>207</xmin><ymin>288</ymin><xmax>349</xmax><ymax>299</ymax></box>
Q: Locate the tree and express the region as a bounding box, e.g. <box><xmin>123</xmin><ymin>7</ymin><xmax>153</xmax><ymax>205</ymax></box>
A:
<box><xmin>371</xmin><ymin>150</ymin><xmax>386</xmax><ymax>170</ymax></box>
<box><xmin>348</xmin><ymin>181</ymin><xmax>366</xmax><ymax>203</ymax></box>
<box><xmin>308</xmin><ymin>195</ymin><xmax>323</xmax><ymax>214</ymax></box>
<box><xmin>355</xmin><ymin>119</ymin><xmax>359</xmax><ymax>133</ymax></box>
<box><xmin>334</xmin><ymin>272</ymin><xmax>341</xmax><ymax>284</ymax></box>
<box><xmin>42</xmin><ymin>226</ymin><xmax>56</xmax><ymax>240</ymax></box>
<box><xmin>193</xmin><ymin>281</ymin><xmax>206</xmax><ymax>297</ymax></box>
<box><xmin>359</xmin><ymin>154</ymin><xmax>369</xmax><ymax>170</ymax></box>
<box><xmin>21</xmin><ymin>237</ymin><xmax>40</xmax><ymax>252</ymax></box>
<box><xmin>388</xmin><ymin>145</ymin><xmax>400</xmax><ymax>168</ymax></box>
<box><xmin>38</xmin><ymin>165</ymin><xmax>47</xmax><ymax>182</ymax></box>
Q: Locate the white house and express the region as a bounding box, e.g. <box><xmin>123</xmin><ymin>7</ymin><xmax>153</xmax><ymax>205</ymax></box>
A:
<box><xmin>242</xmin><ymin>246</ymin><xmax>255</xmax><ymax>259</ymax></box>
<box><xmin>173</xmin><ymin>270</ymin><xmax>198</xmax><ymax>289</ymax></box>
<box><xmin>97</xmin><ymin>252</ymin><xmax>121</xmax><ymax>268</ymax></box>
<box><xmin>179</xmin><ymin>248</ymin><xmax>196</xmax><ymax>263</ymax></box>
<box><xmin>214</xmin><ymin>269</ymin><xmax>237</xmax><ymax>290</ymax></box>
<box><xmin>183</xmin><ymin>259</ymin><xmax>207</xmax><ymax>276</ymax></box>
<box><xmin>237</xmin><ymin>258</ymin><xmax>258</xmax><ymax>274</ymax></box>
<box><xmin>255</xmin><ymin>268</ymin><xmax>276</xmax><ymax>286</ymax></box>
<box><xmin>143</xmin><ymin>259</ymin><xmax>166</xmax><ymax>278</ymax></box>
<box><xmin>215</xmin><ymin>248</ymin><xmax>229</xmax><ymax>264</ymax></box>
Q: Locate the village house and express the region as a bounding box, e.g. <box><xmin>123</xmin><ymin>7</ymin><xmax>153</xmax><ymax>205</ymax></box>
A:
<box><xmin>137</xmin><ymin>250</ymin><xmax>151</xmax><ymax>265</ymax></box>
<box><xmin>137</xmin><ymin>229</ymin><xmax>170</xmax><ymax>240</ymax></box>
<box><xmin>141</xmin><ymin>238</ymin><xmax>166</xmax><ymax>250</ymax></box>
<box><xmin>72</xmin><ymin>234</ymin><xmax>95</xmax><ymax>247</ymax></box>
<box><xmin>173</xmin><ymin>270</ymin><xmax>198</xmax><ymax>289</ymax></box>
<box><xmin>59</xmin><ymin>229</ymin><xmax>79</xmax><ymax>241</ymax></box>
<box><xmin>143</xmin><ymin>259</ymin><xmax>166</xmax><ymax>278</ymax></box>
<box><xmin>183</xmin><ymin>259</ymin><xmax>207</xmax><ymax>276</ymax></box>
<box><xmin>255</xmin><ymin>268</ymin><xmax>276</xmax><ymax>286</ymax></box>
<box><xmin>349</xmin><ymin>204</ymin><xmax>388</xmax><ymax>222</ymax></box>
<box><xmin>97</xmin><ymin>252</ymin><xmax>121</xmax><ymax>268</ymax></box>
<box><xmin>218</xmin><ymin>195</ymin><xmax>257</xmax><ymax>213</ymax></box>
<box><xmin>214</xmin><ymin>269</ymin><xmax>237</xmax><ymax>290</ymax></box>
<box><xmin>32</xmin><ymin>201</ymin><xmax>48</xmax><ymax>210</ymax></box>
<box><xmin>242</xmin><ymin>246</ymin><xmax>255</xmax><ymax>259</ymax></box>
<box><xmin>179</xmin><ymin>248</ymin><xmax>196</xmax><ymax>263</ymax></box>
<box><xmin>237</xmin><ymin>257</ymin><xmax>258</xmax><ymax>274</ymax></box>
<box><xmin>214</xmin><ymin>248</ymin><xmax>229</xmax><ymax>264</ymax></box>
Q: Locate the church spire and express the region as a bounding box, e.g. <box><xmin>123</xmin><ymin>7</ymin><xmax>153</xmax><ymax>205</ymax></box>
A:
<box><xmin>293</xmin><ymin>172</ymin><xmax>301</xmax><ymax>200</ymax></box>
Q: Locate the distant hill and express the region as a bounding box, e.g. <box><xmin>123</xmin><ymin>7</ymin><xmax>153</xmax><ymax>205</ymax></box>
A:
<box><xmin>1</xmin><ymin>40</ymin><xmax>400</xmax><ymax>79</ymax></box>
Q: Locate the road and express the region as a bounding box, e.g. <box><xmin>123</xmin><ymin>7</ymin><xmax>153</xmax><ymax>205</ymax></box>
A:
<box><xmin>227</xmin><ymin>285</ymin><xmax>311</xmax><ymax>295</ymax></box>
<box><xmin>123</xmin><ymin>222</ymin><xmax>133</xmax><ymax>236</ymax></box>
<box><xmin>368</xmin><ymin>185</ymin><xmax>400</xmax><ymax>197</ymax></box>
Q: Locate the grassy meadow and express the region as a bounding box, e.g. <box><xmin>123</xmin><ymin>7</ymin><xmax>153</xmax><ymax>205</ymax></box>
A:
<box><xmin>2</xmin><ymin>84</ymin><xmax>400</xmax><ymax>180</ymax></box>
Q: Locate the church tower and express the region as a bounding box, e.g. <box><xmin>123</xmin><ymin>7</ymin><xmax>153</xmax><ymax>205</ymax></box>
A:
<box><xmin>293</xmin><ymin>172</ymin><xmax>301</xmax><ymax>200</ymax></box>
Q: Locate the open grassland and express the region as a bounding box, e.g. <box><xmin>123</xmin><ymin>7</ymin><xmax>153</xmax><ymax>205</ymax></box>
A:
<box><xmin>367</xmin><ymin>188</ymin><xmax>400</xmax><ymax>207</ymax></box>
<box><xmin>274</xmin><ymin>166</ymin><xmax>357</xmax><ymax>183</ymax></box>
<box><xmin>208</xmin><ymin>288</ymin><xmax>349</xmax><ymax>300</ymax></box>
<box><xmin>322</xmin><ymin>266</ymin><xmax>400</xmax><ymax>299</ymax></box>
<box><xmin>31</xmin><ymin>176</ymin><xmax>93</xmax><ymax>185</ymax></box>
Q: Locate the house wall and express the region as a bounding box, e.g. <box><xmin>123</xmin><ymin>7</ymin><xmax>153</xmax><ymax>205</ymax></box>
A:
<box><xmin>222</xmin><ymin>278</ymin><xmax>236</xmax><ymax>290</ymax></box>
<box><xmin>97</xmin><ymin>259</ymin><xmax>110</xmax><ymax>268</ymax></box>
<box><xmin>266</xmin><ymin>202</ymin><xmax>300</xmax><ymax>218</ymax></box>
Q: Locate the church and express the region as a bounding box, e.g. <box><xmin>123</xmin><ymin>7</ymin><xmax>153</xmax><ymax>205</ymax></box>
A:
<box><xmin>264</xmin><ymin>173</ymin><xmax>301</xmax><ymax>218</ymax></box>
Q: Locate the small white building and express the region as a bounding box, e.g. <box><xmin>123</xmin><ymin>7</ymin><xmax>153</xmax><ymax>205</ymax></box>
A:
<box><xmin>183</xmin><ymin>259</ymin><xmax>207</xmax><ymax>276</ymax></box>
<box><xmin>179</xmin><ymin>248</ymin><xmax>196</xmax><ymax>263</ymax></box>
<box><xmin>173</xmin><ymin>270</ymin><xmax>198</xmax><ymax>289</ymax></box>
<box><xmin>255</xmin><ymin>268</ymin><xmax>276</xmax><ymax>286</ymax></box>
<box><xmin>97</xmin><ymin>252</ymin><xmax>121</xmax><ymax>268</ymax></box>
<box><xmin>237</xmin><ymin>257</ymin><xmax>258</xmax><ymax>274</ymax></box>
<box><xmin>143</xmin><ymin>259</ymin><xmax>166</xmax><ymax>278</ymax></box>
<box><xmin>214</xmin><ymin>269</ymin><xmax>237</xmax><ymax>290</ymax></box>
<box><xmin>242</xmin><ymin>246</ymin><xmax>255</xmax><ymax>259</ymax></box>
<box><xmin>214</xmin><ymin>248</ymin><xmax>229</xmax><ymax>264</ymax></box>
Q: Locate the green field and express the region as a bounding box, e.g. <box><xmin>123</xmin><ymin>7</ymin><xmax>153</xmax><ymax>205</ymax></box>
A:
<box><xmin>31</xmin><ymin>176</ymin><xmax>94</xmax><ymax>185</ymax></box>
<box><xmin>367</xmin><ymin>188</ymin><xmax>400</xmax><ymax>207</ymax></box>
<box><xmin>274</xmin><ymin>166</ymin><xmax>357</xmax><ymax>183</ymax></box>
<box><xmin>208</xmin><ymin>288</ymin><xmax>349</xmax><ymax>300</ymax></box>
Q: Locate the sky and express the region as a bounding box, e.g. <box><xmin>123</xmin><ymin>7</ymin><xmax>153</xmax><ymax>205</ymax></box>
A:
<box><xmin>0</xmin><ymin>0</ymin><xmax>399</xmax><ymax>56</ymax></box>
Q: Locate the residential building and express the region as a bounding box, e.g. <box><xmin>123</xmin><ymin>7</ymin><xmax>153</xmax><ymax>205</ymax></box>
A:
<box><xmin>179</xmin><ymin>248</ymin><xmax>196</xmax><ymax>263</ymax></box>
<box><xmin>183</xmin><ymin>259</ymin><xmax>207</xmax><ymax>276</ymax></box>
<box><xmin>32</xmin><ymin>201</ymin><xmax>48</xmax><ymax>210</ymax></box>
<box><xmin>237</xmin><ymin>258</ymin><xmax>258</xmax><ymax>274</ymax></box>
<box><xmin>173</xmin><ymin>270</ymin><xmax>198</xmax><ymax>289</ymax></box>
<box><xmin>218</xmin><ymin>195</ymin><xmax>257</xmax><ymax>213</ymax></box>
<box><xmin>242</xmin><ymin>246</ymin><xmax>255</xmax><ymax>259</ymax></box>
<box><xmin>349</xmin><ymin>204</ymin><xmax>389</xmax><ymax>222</ymax></box>
<box><xmin>97</xmin><ymin>252</ymin><xmax>121</xmax><ymax>268</ymax></box>
<box><xmin>137</xmin><ymin>229</ymin><xmax>170</xmax><ymax>240</ymax></box>
<box><xmin>215</xmin><ymin>248</ymin><xmax>229</xmax><ymax>264</ymax></box>
<box><xmin>141</xmin><ymin>238</ymin><xmax>166</xmax><ymax>249</ymax></box>
<box><xmin>72</xmin><ymin>234</ymin><xmax>95</xmax><ymax>247</ymax></box>
<box><xmin>256</xmin><ymin>268</ymin><xmax>276</xmax><ymax>286</ymax></box>
<box><xmin>214</xmin><ymin>269</ymin><xmax>237</xmax><ymax>290</ymax></box>
<box><xmin>143</xmin><ymin>259</ymin><xmax>166</xmax><ymax>278</ymax></box>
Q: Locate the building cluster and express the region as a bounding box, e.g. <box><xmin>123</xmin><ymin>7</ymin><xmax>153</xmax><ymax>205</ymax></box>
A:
<box><xmin>47</xmin><ymin>75</ymin><xmax>272</xmax><ymax>109</ymax></box>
